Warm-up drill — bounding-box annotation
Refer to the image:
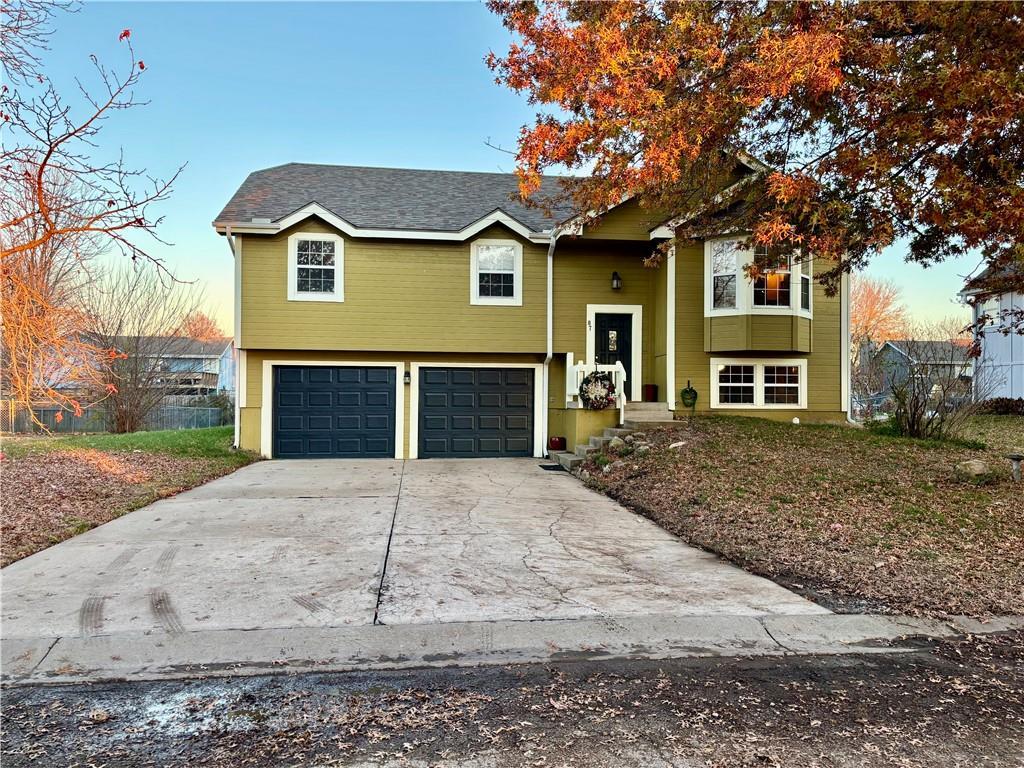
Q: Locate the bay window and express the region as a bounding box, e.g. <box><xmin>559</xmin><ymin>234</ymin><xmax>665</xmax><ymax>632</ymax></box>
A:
<box><xmin>704</xmin><ymin>238</ymin><xmax>812</xmax><ymax>318</ymax></box>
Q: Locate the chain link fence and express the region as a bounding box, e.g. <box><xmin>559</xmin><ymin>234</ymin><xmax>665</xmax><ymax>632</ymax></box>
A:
<box><xmin>0</xmin><ymin>401</ymin><xmax>229</xmax><ymax>434</ymax></box>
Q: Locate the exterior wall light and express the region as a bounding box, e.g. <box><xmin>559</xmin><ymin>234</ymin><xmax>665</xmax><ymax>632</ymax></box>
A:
<box><xmin>403</xmin><ymin>370</ymin><xmax>411</xmax><ymax>384</ymax></box>
<box><xmin>611</xmin><ymin>271</ymin><xmax>623</xmax><ymax>290</ymax></box>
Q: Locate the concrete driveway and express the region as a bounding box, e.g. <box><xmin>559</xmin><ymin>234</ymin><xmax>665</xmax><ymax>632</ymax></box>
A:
<box><xmin>2</xmin><ymin>458</ymin><xmax>829</xmax><ymax>682</ymax></box>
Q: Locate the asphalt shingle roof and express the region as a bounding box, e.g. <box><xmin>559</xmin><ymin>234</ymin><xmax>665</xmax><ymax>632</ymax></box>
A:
<box><xmin>215</xmin><ymin>163</ymin><xmax>574</xmax><ymax>234</ymax></box>
<box><xmin>883</xmin><ymin>339</ymin><xmax>971</xmax><ymax>364</ymax></box>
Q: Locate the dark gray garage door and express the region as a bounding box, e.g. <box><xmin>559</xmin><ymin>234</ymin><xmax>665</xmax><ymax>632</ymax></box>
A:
<box><xmin>273</xmin><ymin>366</ymin><xmax>395</xmax><ymax>458</ymax></box>
<box><xmin>419</xmin><ymin>367</ymin><xmax>534</xmax><ymax>458</ymax></box>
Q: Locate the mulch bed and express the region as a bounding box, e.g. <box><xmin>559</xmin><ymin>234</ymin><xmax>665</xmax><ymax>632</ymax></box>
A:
<box><xmin>582</xmin><ymin>417</ymin><xmax>1023</xmax><ymax>617</ymax></box>
<box><xmin>1</xmin><ymin>450</ymin><xmax>235</xmax><ymax>567</ymax></box>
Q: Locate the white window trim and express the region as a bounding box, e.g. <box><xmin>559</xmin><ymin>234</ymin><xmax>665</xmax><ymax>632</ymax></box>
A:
<box><xmin>585</xmin><ymin>304</ymin><xmax>643</xmax><ymax>402</ymax></box>
<box><xmin>710</xmin><ymin>357</ymin><xmax>808</xmax><ymax>410</ymax></box>
<box><xmin>287</xmin><ymin>232</ymin><xmax>344</xmax><ymax>303</ymax></box>
<box><xmin>260</xmin><ymin>360</ymin><xmax>403</xmax><ymax>459</ymax></box>
<box><xmin>703</xmin><ymin>238</ymin><xmax>812</xmax><ymax>319</ymax></box>
<box><xmin>408</xmin><ymin>362</ymin><xmax>544</xmax><ymax>459</ymax></box>
<box><xmin>470</xmin><ymin>238</ymin><xmax>523</xmax><ymax>306</ymax></box>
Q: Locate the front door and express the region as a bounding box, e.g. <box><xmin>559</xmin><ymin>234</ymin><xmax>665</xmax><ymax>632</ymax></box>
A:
<box><xmin>595</xmin><ymin>313</ymin><xmax>633</xmax><ymax>400</ymax></box>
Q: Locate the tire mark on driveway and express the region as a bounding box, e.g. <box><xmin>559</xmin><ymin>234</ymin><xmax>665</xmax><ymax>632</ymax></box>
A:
<box><xmin>292</xmin><ymin>595</ymin><xmax>327</xmax><ymax>614</ymax></box>
<box><xmin>105</xmin><ymin>548</ymin><xmax>140</xmax><ymax>573</ymax></box>
<box><xmin>78</xmin><ymin>596</ymin><xmax>106</xmax><ymax>637</ymax></box>
<box><xmin>148</xmin><ymin>589</ymin><xmax>185</xmax><ymax>635</ymax></box>
<box><xmin>155</xmin><ymin>546</ymin><xmax>179</xmax><ymax>576</ymax></box>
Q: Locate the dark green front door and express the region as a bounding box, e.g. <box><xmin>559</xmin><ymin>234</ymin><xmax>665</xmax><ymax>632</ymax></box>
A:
<box><xmin>419</xmin><ymin>367</ymin><xmax>534</xmax><ymax>458</ymax></box>
<box><xmin>595</xmin><ymin>313</ymin><xmax>633</xmax><ymax>398</ymax></box>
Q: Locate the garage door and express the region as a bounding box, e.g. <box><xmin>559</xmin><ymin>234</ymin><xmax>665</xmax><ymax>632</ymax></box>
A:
<box><xmin>418</xmin><ymin>367</ymin><xmax>534</xmax><ymax>458</ymax></box>
<box><xmin>273</xmin><ymin>366</ymin><xmax>395</xmax><ymax>458</ymax></box>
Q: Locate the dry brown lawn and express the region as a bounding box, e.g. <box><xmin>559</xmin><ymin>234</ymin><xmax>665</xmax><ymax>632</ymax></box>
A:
<box><xmin>1</xmin><ymin>427</ymin><xmax>257</xmax><ymax>566</ymax></box>
<box><xmin>583</xmin><ymin>415</ymin><xmax>1024</xmax><ymax>617</ymax></box>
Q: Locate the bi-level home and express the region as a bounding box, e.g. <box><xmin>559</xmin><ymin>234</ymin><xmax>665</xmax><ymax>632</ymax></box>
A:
<box><xmin>215</xmin><ymin>163</ymin><xmax>850</xmax><ymax>460</ymax></box>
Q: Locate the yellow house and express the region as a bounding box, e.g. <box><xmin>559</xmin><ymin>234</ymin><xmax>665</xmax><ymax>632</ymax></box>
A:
<box><xmin>215</xmin><ymin>163</ymin><xmax>850</xmax><ymax>460</ymax></box>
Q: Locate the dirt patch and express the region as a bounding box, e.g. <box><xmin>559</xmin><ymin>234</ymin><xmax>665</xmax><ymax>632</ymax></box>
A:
<box><xmin>581</xmin><ymin>416</ymin><xmax>1024</xmax><ymax>617</ymax></box>
<box><xmin>2</xmin><ymin>632</ymin><xmax>1021</xmax><ymax>767</ymax></box>
<box><xmin>1</xmin><ymin>449</ymin><xmax>240</xmax><ymax>566</ymax></box>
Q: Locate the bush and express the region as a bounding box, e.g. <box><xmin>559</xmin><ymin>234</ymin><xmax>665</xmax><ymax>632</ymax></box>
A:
<box><xmin>975</xmin><ymin>397</ymin><xmax>1024</xmax><ymax>416</ymax></box>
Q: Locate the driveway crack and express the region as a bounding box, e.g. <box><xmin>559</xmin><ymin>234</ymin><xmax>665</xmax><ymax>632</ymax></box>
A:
<box><xmin>373</xmin><ymin>460</ymin><xmax>406</xmax><ymax>625</ymax></box>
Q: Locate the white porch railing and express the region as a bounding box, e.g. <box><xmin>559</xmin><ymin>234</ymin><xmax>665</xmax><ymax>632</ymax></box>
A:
<box><xmin>565</xmin><ymin>352</ymin><xmax>628</xmax><ymax>425</ymax></box>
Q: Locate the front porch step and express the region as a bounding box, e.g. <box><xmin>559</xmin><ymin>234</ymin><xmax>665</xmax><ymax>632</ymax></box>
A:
<box><xmin>624</xmin><ymin>401</ymin><xmax>671</xmax><ymax>411</ymax></box>
<box><xmin>575</xmin><ymin>442</ymin><xmax>600</xmax><ymax>458</ymax></box>
<box><xmin>552</xmin><ymin>451</ymin><xmax>583</xmax><ymax>471</ymax></box>
<box><xmin>603</xmin><ymin>427</ymin><xmax>634</xmax><ymax>438</ymax></box>
<box><xmin>623</xmin><ymin>418</ymin><xmax>680</xmax><ymax>430</ymax></box>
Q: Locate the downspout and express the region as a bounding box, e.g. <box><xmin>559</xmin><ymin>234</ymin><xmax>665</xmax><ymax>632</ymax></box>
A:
<box><xmin>541</xmin><ymin>226</ymin><xmax>560</xmax><ymax>457</ymax></box>
<box><xmin>841</xmin><ymin>272</ymin><xmax>857</xmax><ymax>425</ymax></box>
<box><xmin>225</xmin><ymin>226</ymin><xmax>241</xmax><ymax>448</ymax></box>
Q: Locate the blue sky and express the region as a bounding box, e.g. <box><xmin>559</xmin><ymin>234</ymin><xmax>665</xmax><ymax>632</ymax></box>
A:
<box><xmin>45</xmin><ymin>1</ymin><xmax>977</xmax><ymax>332</ymax></box>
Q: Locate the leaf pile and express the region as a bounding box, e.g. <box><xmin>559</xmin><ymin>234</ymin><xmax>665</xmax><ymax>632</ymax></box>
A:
<box><xmin>583</xmin><ymin>415</ymin><xmax>1024</xmax><ymax>617</ymax></box>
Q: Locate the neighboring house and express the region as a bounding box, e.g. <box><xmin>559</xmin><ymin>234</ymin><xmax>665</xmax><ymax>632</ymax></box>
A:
<box><xmin>117</xmin><ymin>336</ymin><xmax>231</xmax><ymax>395</ymax></box>
<box><xmin>218</xmin><ymin>341</ymin><xmax>237</xmax><ymax>395</ymax></box>
<box><xmin>873</xmin><ymin>339</ymin><xmax>973</xmax><ymax>404</ymax></box>
<box><xmin>962</xmin><ymin>263</ymin><xmax>1024</xmax><ymax>399</ymax></box>
<box><xmin>215</xmin><ymin>162</ymin><xmax>850</xmax><ymax>460</ymax></box>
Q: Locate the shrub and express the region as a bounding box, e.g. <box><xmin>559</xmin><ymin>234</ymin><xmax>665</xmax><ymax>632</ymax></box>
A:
<box><xmin>975</xmin><ymin>397</ymin><xmax>1024</xmax><ymax>416</ymax></box>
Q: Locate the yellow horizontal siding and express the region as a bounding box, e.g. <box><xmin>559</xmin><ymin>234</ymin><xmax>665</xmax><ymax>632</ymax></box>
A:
<box><xmin>240</xmin><ymin>220</ymin><xmax>546</xmax><ymax>352</ymax></box>
<box><xmin>552</xmin><ymin>242</ymin><xmax>661</xmax><ymax>391</ymax></box>
<box><xmin>581</xmin><ymin>199</ymin><xmax>665</xmax><ymax>241</ymax></box>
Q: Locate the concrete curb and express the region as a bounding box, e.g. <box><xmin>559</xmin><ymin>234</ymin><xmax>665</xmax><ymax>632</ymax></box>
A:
<box><xmin>4</xmin><ymin>613</ymin><xmax>1021</xmax><ymax>687</ymax></box>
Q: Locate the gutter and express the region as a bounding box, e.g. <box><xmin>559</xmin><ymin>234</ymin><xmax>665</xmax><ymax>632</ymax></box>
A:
<box><xmin>541</xmin><ymin>227</ymin><xmax>561</xmax><ymax>458</ymax></box>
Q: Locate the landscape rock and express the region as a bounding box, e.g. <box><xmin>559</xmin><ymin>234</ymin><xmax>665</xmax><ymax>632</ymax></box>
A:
<box><xmin>607</xmin><ymin>436</ymin><xmax>626</xmax><ymax>453</ymax></box>
<box><xmin>954</xmin><ymin>459</ymin><xmax>990</xmax><ymax>480</ymax></box>
<box><xmin>635</xmin><ymin>444</ymin><xmax>652</xmax><ymax>457</ymax></box>
<box><xmin>669</xmin><ymin>441</ymin><xmax>686</xmax><ymax>450</ymax></box>
<box><xmin>624</xmin><ymin>434</ymin><xmax>636</xmax><ymax>444</ymax></box>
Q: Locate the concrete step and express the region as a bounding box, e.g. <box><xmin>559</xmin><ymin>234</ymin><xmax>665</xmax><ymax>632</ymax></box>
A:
<box><xmin>603</xmin><ymin>427</ymin><xmax>634</xmax><ymax>438</ymax></box>
<box><xmin>624</xmin><ymin>410</ymin><xmax>672</xmax><ymax>421</ymax></box>
<box><xmin>574</xmin><ymin>442</ymin><xmax>600</xmax><ymax>458</ymax></box>
<box><xmin>623</xmin><ymin>419</ymin><xmax>680</xmax><ymax>430</ymax></box>
<box><xmin>624</xmin><ymin>401</ymin><xmax>671</xmax><ymax>411</ymax></box>
<box><xmin>589</xmin><ymin>435</ymin><xmax>610</xmax><ymax>450</ymax></box>
<box><xmin>552</xmin><ymin>451</ymin><xmax>583</xmax><ymax>471</ymax></box>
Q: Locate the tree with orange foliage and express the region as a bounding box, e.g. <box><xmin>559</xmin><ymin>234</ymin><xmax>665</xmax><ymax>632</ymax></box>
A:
<box><xmin>850</xmin><ymin>276</ymin><xmax>908</xmax><ymax>350</ymax></box>
<box><xmin>1</xmin><ymin>0</ymin><xmax>181</xmax><ymax>424</ymax></box>
<box><xmin>179</xmin><ymin>311</ymin><xmax>225</xmax><ymax>343</ymax></box>
<box><xmin>487</xmin><ymin>2</ymin><xmax>1024</xmax><ymax>309</ymax></box>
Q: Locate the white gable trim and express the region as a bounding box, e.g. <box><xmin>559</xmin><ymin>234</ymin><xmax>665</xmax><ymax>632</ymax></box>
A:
<box><xmin>215</xmin><ymin>204</ymin><xmax>548</xmax><ymax>243</ymax></box>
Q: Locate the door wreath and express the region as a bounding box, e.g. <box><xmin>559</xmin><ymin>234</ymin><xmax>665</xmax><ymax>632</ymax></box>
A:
<box><xmin>579</xmin><ymin>371</ymin><xmax>617</xmax><ymax>410</ymax></box>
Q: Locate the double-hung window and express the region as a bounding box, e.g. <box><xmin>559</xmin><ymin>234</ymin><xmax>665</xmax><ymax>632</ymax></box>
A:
<box><xmin>711</xmin><ymin>358</ymin><xmax>807</xmax><ymax>409</ymax></box>
<box><xmin>717</xmin><ymin>364</ymin><xmax>755</xmax><ymax>404</ymax></box>
<box><xmin>752</xmin><ymin>246</ymin><xmax>791</xmax><ymax>308</ymax></box>
<box><xmin>710</xmin><ymin>240</ymin><xmax>738</xmax><ymax>310</ymax></box>
<box><xmin>471</xmin><ymin>239</ymin><xmax>523</xmax><ymax>306</ymax></box>
<box><xmin>763</xmin><ymin>364</ymin><xmax>801</xmax><ymax>405</ymax></box>
<box><xmin>287</xmin><ymin>232</ymin><xmax>344</xmax><ymax>302</ymax></box>
<box><xmin>799</xmin><ymin>259</ymin><xmax>812</xmax><ymax>312</ymax></box>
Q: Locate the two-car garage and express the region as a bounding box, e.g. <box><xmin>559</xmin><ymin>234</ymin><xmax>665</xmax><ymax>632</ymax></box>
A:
<box><xmin>270</xmin><ymin>363</ymin><xmax>537</xmax><ymax>459</ymax></box>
